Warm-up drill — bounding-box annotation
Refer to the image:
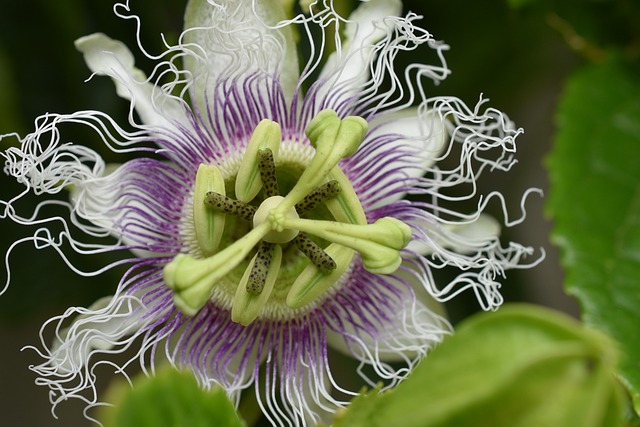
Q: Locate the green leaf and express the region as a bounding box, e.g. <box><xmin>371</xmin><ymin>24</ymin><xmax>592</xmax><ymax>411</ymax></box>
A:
<box><xmin>0</xmin><ymin>43</ymin><xmax>23</xmax><ymax>135</ymax></box>
<box><xmin>333</xmin><ymin>304</ymin><xmax>624</xmax><ymax>427</ymax></box>
<box><xmin>546</xmin><ymin>59</ymin><xmax>640</xmax><ymax>412</ymax></box>
<box><xmin>506</xmin><ymin>0</ymin><xmax>539</xmax><ymax>9</ymax></box>
<box><xmin>100</xmin><ymin>367</ymin><xmax>246</xmax><ymax>427</ymax></box>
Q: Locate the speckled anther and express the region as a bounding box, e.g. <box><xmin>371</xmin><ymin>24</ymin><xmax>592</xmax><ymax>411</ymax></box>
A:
<box><xmin>235</xmin><ymin>119</ymin><xmax>282</xmax><ymax>202</ymax></box>
<box><xmin>295</xmin><ymin>180</ymin><xmax>341</xmax><ymax>215</ymax></box>
<box><xmin>270</xmin><ymin>109</ymin><xmax>367</xmax><ymax>215</ymax></box>
<box><xmin>246</xmin><ymin>241</ymin><xmax>275</xmax><ymax>296</ymax></box>
<box><xmin>258</xmin><ymin>148</ymin><xmax>279</xmax><ymax>198</ymax></box>
<box><xmin>205</xmin><ymin>191</ymin><xmax>256</xmax><ymax>222</ymax></box>
<box><xmin>293</xmin><ymin>233</ymin><xmax>337</xmax><ymax>273</ymax></box>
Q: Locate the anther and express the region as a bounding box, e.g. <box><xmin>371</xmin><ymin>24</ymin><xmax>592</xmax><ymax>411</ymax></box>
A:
<box><xmin>246</xmin><ymin>241</ymin><xmax>275</xmax><ymax>296</ymax></box>
<box><xmin>235</xmin><ymin>119</ymin><xmax>282</xmax><ymax>202</ymax></box>
<box><xmin>231</xmin><ymin>244</ymin><xmax>283</xmax><ymax>326</ymax></box>
<box><xmin>286</xmin><ymin>243</ymin><xmax>354</xmax><ymax>309</ymax></box>
<box><xmin>273</xmin><ymin>109</ymin><xmax>368</xmax><ymax>213</ymax></box>
<box><xmin>205</xmin><ymin>192</ymin><xmax>256</xmax><ymax>222</ymax></box>
<box><xmin>258</xmin><ymin>148</ymin><xmax>279</xmax><ymax>198</ymax></box>
<box><xmin>293</xmin><ymin>233</ymin><xmax>336</xmax><ymax>273</ymax></box>
<box><xmin>164</xmin><ymin>222</ymin><xmax>271</xmax><ymax>316</ymax></box>
<box><xmin>295</xmin><ymin>180</ymin><xmax>341</xmax><ymax>215</ymax></box>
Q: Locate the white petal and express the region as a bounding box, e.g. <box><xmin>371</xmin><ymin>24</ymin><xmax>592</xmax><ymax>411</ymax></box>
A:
<box><xmin>343</xmin><ymin>0</ymin><xmax>403</xmax><ymax>60</ymax></box>
<box><xmin>50</xmin><ymin>295</ymin><xmax>146</xmax><ymax>374</ymax></box>
<box><xmin>370</xmin><ymin>107</ymin><xmax>446</xmax><ymax>170</ymax></box>
<box><xmin>327</xmin><ymin>291</ymin><xmax>449</xmax><ymax>363</ymax></box>
<box><xmin>449</xmin><ymin>213</ymin><xmax>501</xmax><ymax>243</ymax></box>
<box><xmin>71</xmin><ymin>161</ymin><xmax>184</xmax><ymax>258</ymax></box>
<box><xmin>319</xmin><ymin>0</ymin><xmax>402</xmax><ymax>107</ymax></box>
<box><xmin>408</xmin><ymin>213</ymin><xmax>501</xmax><ymax>255</ymax></box>
<box><xmin>75</xmin><ymin>33</ymin><xmax>186</xmax><ymax>129</ymax></box>
<box><xmin>183</xmin><ymin>0</ymin><xmax>299</xmax><ymax>109</ymax></box>
<box><xmin>354</xmin><ymin>108</ymin><xmax>446</xmax><ymax>209</ymax></box>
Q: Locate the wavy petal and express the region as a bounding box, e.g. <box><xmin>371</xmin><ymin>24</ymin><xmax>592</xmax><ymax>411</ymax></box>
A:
<box><xmin>183</xmin><ymin>0</ymin><xmax>299</xmax><ymax>113</ymax></box>
<box><xmin>324</xmin><ymin>264</ymin><xmax>449</xmax><ymax>376</ymax></box>
<box><xmin>407</xmin><ymin>213</ymin><xmax>501</xmax><ymax>255</ymax></box>
<box><xmin>75</xmin><ymin>33</ymin><xmax>188</xmax><ymax>129</ymax></box>
<box><xmin>26</xmin><ymin>279</ymin><xmax>160</xmax><ymax>414</ymax></box>
<box><xmin>346</xmin><ymin>107</ymin><xmax>446</xmax><ymax>210</ymax></box>
<box><xmin>71</xmin><ymin>158</ymin><xmax>190</xmax><ymax>257</ymax></box>
<box><xmin>326</xmin><ymin>287</ymin><xmax>449</xmax><ymax>364</ymax></box>
<box><xmin>158</xmin><ymin>302</ymin><xmax>345</xmax><ymax>426</ymax></box>
<box><xmin>318</xmin><ymin>0</ymin><xmax>402</xmax><ymax>111</ymax></box>
<box><xmin>49</xmin><ymin>295</ymin><xmax>147</xmax><ymax>373</ymax></box>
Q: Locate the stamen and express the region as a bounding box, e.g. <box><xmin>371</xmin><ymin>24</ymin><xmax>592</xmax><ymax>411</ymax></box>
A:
<box><xmin>286</xmin><ymin>243</ymin><xmax>354</xmax><ymax>309</ymax></box>
<box><xmin>164</xmin><ymin>222</ymin><xmax>271</xmax><ymax>315</ymax></box>
<box><xmin>193</xmin><ymin>164</ymin><xmax>226</xmax><ymax>256</ymax></box>
<box><xmin>175</xmin><ymin>112</ymin><xmax>394</xmax><ymax>319</ymax></box>
<box><xmin>235</xmin><ymin>119</ymin><xmax>282</xmax><ymax>202</ymax></box>
<box><xmin>274</xmin><ymin>109</ymin><xmax>367</xmax><ymax>213</ymax></box>
<box><xmin>257</xmin><ymin>148</ymin><xmax>279</xmax><ymax>198</ymax></box>
<box><xmin>292</xmin><ymin>233</ymin><xmax>336</xmax><ymax>273</ymax></box>
<box><xmin>231</xmin><ymin>244</ymin><xmax>283</xmax><ymax>326</ymax></box>
<box><xmin>295</xmin><ymin>180</ymin><xmax>341</xmax><ymax>215</ymax></box>
<box><xmin>246</xmin><ymin>241</ymin><xmax>275</xmax><ymax>295</ymax></box>
<box><xmin>205</xmin><ymin>192</ymin><xmax>256</xmax><ymax>222</ymax></box>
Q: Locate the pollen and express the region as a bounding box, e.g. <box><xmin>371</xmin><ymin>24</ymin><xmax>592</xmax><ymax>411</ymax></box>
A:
<box><xmin>295</xmin><ymin>180</ymin><xmax>341</xmax><ymax>214</ymax></box>
<box><xmin>258</xmin><ymin>148</ymin><xmax>279</xmax><ymax>198</ymax></box>
<box><xmin>293</xmin><ymin>233</ymin><xmax>337</xmax><ymax>273</ymax></box>
<box><xmin>205</xmin><ymin>192</ymin><xmax>256</xmax><ymax>222</ymax></box>
<box><xmin>246</xmin><ymin>242</ymin><xmax>275</xmax><ymax>295</ymax></box>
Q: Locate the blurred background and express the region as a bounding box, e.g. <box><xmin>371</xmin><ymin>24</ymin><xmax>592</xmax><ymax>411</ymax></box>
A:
<box><xmin>2</xmin><ymin>0</ymin><xmax>630</xmax><ymax>424</ymax></box>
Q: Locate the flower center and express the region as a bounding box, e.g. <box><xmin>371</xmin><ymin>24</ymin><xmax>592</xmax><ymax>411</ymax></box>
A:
<box><xmin>252</xmin><ymin>196</ymin><xmax>300</xmax><ymax>244</ymax></box>
<box><xmin>163</xmin><ymin>109</ymin><xmax>412</xmax><ymax>325</ymax></box>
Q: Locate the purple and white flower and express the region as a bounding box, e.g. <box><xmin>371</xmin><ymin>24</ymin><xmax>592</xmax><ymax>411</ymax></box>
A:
<box><xmin>1</xmin><ymin>0</ymin><xmax>541</xmax><ymax>425</ymax></box>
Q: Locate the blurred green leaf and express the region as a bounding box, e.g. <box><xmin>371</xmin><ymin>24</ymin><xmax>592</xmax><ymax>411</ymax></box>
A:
<box><xmin>506</xmin><ymin>0</ymin><xmax>540</xmax><ymax>9</ymax></box>
<box><xmin>100</xmin><ymin>367</ymin><xmax>246</xmax><ymax>427</ymax></box>
<box><xmin>333</xmin><ymin>304</ymin><xmax>624</xmax><ymax>427</ymax></box>
<box><xmin>0</xmin><ymin>43</ymin><xmax>23</xmax><ymax>135</ymax></box>
<box><xmin>547</xmin><ymin>59</ymin><xmax>640</xmax><ymax>413</ymax></box>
